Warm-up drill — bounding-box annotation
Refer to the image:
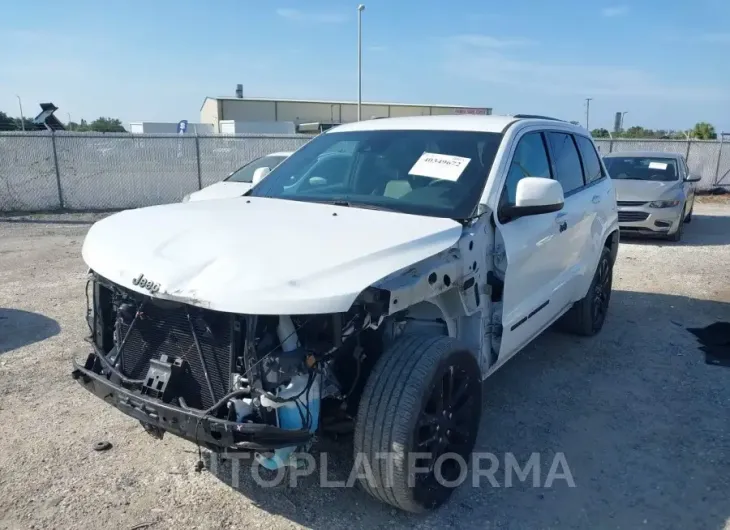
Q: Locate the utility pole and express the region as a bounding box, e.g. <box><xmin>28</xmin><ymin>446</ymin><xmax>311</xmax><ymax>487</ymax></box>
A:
<box><xmin>585</xmin><ymin>98</ymin><xmax>593</xmax><ymax>130</ymax></box>
<box><xmin>357</xmin><ymin>4</ymin><xmax>365</xmax><ymax>121</ymax></box>
<box><xmin>16</xmin><ymin>95</ymin><xmax>25</xmax><ymax>131</ymax></box>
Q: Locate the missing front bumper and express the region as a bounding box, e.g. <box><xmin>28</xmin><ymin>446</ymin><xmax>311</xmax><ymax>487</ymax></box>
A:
<box><xmin>71</xmin><ymin>355</ymin><xmax>312</xmax><ymax>453</ymax></box>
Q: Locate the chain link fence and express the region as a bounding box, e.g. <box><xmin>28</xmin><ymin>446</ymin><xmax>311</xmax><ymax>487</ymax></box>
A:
<box><xmin>0</xmin><ymin>132</ymin><xmax>313</xmax><ymax>212</ymax></box>
<box><xmin>1</xmin><ymin>132</ymin><xmax>728</xmax><ymax>212</ymax></box>
<box><xmin>594</xmin><ymin>138</ymin><xmax>727</xmax><ymax>191</ymax></box>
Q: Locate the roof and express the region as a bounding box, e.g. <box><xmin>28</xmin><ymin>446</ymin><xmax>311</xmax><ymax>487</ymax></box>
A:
<box><xmin>201</xmin><ymin>96</ymin><xmax>492</xmax><ymax>111</ymax></box>
<box><xmin>603</xmin><ymin>150</ymin><xmax>685</xmax><ymax>159</ymax></box>
<box><xmin>327</xmin><ymin>114</ymin><xmax>572</xmax><ymax>134</ymax></box>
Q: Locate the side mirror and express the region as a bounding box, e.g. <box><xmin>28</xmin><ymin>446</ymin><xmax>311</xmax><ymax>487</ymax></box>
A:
<box><xmin>684</xmin><ymin>174</ymin><xmax>701</xmax><ymax>183</ymax></box>
<box><xmin>308</xmin><ymin>176</ymin><xmax>327</xmax><ymax>186</ymax></box>
<box><xmin>503</xmin><ymin>177</ymin><xmax>564</xmax><ymax>221</ymax></box>
<box><xmin>252</xmin><ymin>167</ymin><xmax>271</xmax><ymax>185</ymax></box>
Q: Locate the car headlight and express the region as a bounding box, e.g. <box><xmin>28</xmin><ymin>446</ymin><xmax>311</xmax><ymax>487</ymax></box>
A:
<box><xmin>648</xmin><ymin>199</ymin><xmax>680</xmax><ymax>208</ymax></box>
<box><xmin>182</xmin><ymin>193</ymin><xmax>191</xmax><ymax>203</ymax></box>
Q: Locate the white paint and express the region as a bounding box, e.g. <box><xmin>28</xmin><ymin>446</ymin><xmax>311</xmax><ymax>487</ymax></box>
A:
<box><xmin>514</xmin><ymin>177</ymin><xmax>564</xmax><ymax>208</ymax></box>
<box><xmin>82</xmin><ymin>197</ymin><xmax>463</xmax><ymax>315</ymax></box>
<box><xmin>488</xmin><ymin>125</ymin><xmax>619</xmax><ymax>366</ymax></box>
<box><xmin>185</xmin><ymin>181</ymin><xmax>253</xmax><ymax>202</ymax></box>
<box><xmin>82</xmin><ymin>115</ymin><xmax>620</xmax><ymax>384</ymax></box>
<box><xmin>185</xmin><ymin>152</ymin><xmax>293</xmax><ymax>203</ymax></box>
<box><xmin>409</xmin><ymin>152</ymin><xmax>470</xmax><ymax>181</ymax></box>
<box><xmin>648</xmin><ymin>161</ymin><xmax>669</xmax><ymax>170</ymax></box>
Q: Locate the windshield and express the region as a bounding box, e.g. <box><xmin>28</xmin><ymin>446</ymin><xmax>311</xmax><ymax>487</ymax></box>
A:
<box><xmin>225</xmin><ymin>155</ymin><xmax>288</xmax><ymax>183</ymax></box>
<box><xmin>249</xmin><ymin>129</ymin><xmax>503</xmax><ymax>219</ymax></box>
<box><xmin>604</xmin><ymin>156</ymin><xmax>679</xmax><ymax>182</ymax></box>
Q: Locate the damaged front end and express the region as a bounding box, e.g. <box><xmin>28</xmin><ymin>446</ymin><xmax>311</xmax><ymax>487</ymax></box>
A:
<box><xmin>72</xmin><ymin>272</ymin><xmax>389</xmax><ymax>468</ymax></box>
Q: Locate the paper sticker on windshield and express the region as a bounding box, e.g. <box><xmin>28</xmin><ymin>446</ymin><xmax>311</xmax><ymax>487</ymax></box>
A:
<box><xmin>648</xmin><ymin>161</ymin><xmax>669</xmax><ymax>170</ymax></box>
<box><xmin>409</xmin><ymin>152</ymin><xmax>471</xmax><ymax>181</ymax></box>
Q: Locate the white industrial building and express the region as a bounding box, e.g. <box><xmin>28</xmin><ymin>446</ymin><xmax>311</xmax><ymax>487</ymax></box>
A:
<box><xmin>129</xmin><ymin>122</ymin><xmax>215</xmax><ymax>134</ymax></box>
<box><xmin>200</xmin><ymin>96</ymin><xmax>492</xmax><ymax>134</ymax></box>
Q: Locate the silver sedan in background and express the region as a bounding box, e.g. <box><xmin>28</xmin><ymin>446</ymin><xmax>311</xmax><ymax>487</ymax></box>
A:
<box><xmin>603</xmin><ymin>151</ymin><xmax>701</xmax><ymax>241</ymax></box>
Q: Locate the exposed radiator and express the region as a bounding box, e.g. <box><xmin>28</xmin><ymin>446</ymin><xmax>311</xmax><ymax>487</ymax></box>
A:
<box><xmin>117</xmin><ymin>296</ymin><xmax>234</xmax><ymax>410</ymax></box>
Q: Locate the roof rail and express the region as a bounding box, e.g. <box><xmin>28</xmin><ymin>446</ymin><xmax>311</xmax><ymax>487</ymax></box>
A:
<box><xmin>512</xmin><ymin>114</ymin><xmax>565</xmax><ymax>122</ymax></box>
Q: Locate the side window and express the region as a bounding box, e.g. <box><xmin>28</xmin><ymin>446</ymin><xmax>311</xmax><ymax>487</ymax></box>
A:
<box><xmin>546</xmin><ymin>132</ymin><xmax>585</xmax><ymax>194</ymax></box>
<box><xmin>575</xmin><ymin>135</ymin><xmax>604</xmax><ymax>184</ymax></box>
<box><xmin>501</xmin><ymin>132</ymin><xmax>551</xmax><ymax>207</ymax></box>
<box><xmin>681</xmin><ymin>158</ymin><xmax>690</xmax><ymax>178</ymax></box>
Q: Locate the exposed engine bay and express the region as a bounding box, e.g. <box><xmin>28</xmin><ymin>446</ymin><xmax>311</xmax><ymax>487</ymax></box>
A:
<box><xmin>75</xmin><ymin>272</ymin><xmax>396</xmax><ymax>469</ymax></box>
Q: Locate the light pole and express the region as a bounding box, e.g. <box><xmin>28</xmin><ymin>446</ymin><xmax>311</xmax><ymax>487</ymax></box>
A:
<box><xmin>16</xmin><ymin>95</ymin><xmax>25</xmax><ymax>131</ymax></box>
<box><xmin>585</xmin><ymin>97</ymin><xmax>593</xmax><ymax>130</ymax></box>
<box><xmin>621</xmin><ymin>111</ymin><xmax>628</xmax><ymax>131</ymax></box>
<box><xmin>357</xmin><ymin>4</ymin><xmax>365</xmax><ymax>121</ymax></box>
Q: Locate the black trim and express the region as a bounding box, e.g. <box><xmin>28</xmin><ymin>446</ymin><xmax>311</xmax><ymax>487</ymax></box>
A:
<box><xmin>71</xmin><ymin>357</ymin><xmax>312</xmax><ymax>452</ymax></box>
<box><xmin>528</xmin><ymin>300</ymin><xmax>550</xmax><ymax>318</ymax></box>
<box><xmin>512</xmin><ymin>114</ymin><xmax>565</xmax><ymax>122</ymax></box>
<box><xmin>500</xmin><ymin>201</ymin><xmax>564</xmax><ymax>221</ymax></box>
<box><xmin>510</xmin><ymin>299</ymin><xmax>550</xmax><ymax>331</ymax></box>
<box><xmin>510</xmin><ymin>317</ymin><xmax>528</xmax><ymax>332</ymax></box>
<box><xmin>544</xmin><ymin>131</ymin><xmax>586</xmax><ymax>195</ymax></box>
<box><xmin>497</xmin><ymin>131</ymin><xmax>556</xmax><ymax>222</ymax></box>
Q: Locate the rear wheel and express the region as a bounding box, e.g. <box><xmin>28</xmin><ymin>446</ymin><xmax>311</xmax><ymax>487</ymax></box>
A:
<box><xmin>557</xmin><ymin>246</ymin><xmax>613</xmax><ymax>336</ymax></box>
<box><xmin>354</xmin><ymin>335</ymin><xmax>482</xmax><ymax>513</ymax></box>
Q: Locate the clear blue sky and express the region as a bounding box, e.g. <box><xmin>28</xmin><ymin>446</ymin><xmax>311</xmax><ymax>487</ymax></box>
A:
<box><xmin>1</xmin><ymin>0</ymin><xmax>728</xmax><ymax>131</ymax></box>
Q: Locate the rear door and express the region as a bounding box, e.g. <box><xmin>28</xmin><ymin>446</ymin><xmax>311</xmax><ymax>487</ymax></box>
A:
<box><xmin>494</xmin><ymin>131</ymin><xmax>574</xmax><ymax>361</ymax></box>
<box><xmin>573</xmin><ymin>134</ymin><xmax>615</xmax><ymax>294</ymax></box>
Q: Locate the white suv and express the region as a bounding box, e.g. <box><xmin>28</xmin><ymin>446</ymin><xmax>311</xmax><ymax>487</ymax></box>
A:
<box><xmin>73</xmin><ymin>114</ymin><xmax>619</xmax><ymax>513</ymax></box>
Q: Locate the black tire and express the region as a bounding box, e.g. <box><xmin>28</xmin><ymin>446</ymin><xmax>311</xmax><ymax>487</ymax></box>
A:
<box><xmin>685</xmin><ymin>206</ymin><xmax>693</xmax><ymax>223</ymax></box>
<box><xmin>353</xmin><ymin>334</ymin><xmax>481</xmax><ymax>513</ymax></box>
<box><xmin>557</xmin><ymin>246</ymin><xmax>613</xmax><ymax>336</ymax></box>
<box><xmin>669</xmin><ymin>215</ymin><xmax>684</xmax><ymax>242</ymax></box>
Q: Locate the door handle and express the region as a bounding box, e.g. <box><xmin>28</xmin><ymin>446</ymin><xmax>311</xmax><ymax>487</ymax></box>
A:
<box><xmin>558</xmin><ymin>221</ymin><xmax>567</xmax><ymax>233</ymax></box>
<box><xmin>592</xmin><ymin>195</ymin><xmax>601</xmax><ymax>204</ymax></box>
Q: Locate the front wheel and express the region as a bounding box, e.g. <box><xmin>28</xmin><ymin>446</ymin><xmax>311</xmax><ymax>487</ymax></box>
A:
<box><xmin>556</xmin><ymin>246</ymin><xmax>613</xmax><ymax>336</ymax></box>
<box><xmin>354</xmin><ymin>335</ymin><xmax>482</xmax><ymax>513</ymax></box>
<box><xmin>669</xmin><ymin>215</ymin><xmax>684</xmax><ymax>242</ymax></box>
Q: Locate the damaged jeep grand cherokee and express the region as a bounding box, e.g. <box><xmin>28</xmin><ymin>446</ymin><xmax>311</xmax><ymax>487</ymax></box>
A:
<box><xmin>73</xmin><ymin>114</ymin><xmax>619</xmax><ymax>513</ymax></box>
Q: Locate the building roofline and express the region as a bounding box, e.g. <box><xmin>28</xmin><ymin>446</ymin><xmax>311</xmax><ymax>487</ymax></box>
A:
<box><xmin>200</xmin><ymin>96</ymin><xmax>492</xmax><ymax>110</ymax></box>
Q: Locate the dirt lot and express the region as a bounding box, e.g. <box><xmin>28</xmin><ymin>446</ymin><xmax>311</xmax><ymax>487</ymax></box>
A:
<box><xmin>1</xmin><ymin>204</ymin><xmax>729</xmax><ymax>530</ymax></box>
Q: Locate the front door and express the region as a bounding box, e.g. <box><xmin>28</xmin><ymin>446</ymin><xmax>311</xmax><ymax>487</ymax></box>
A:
<box><xmin>493</xmin><ymin>131</ymin><xmax>578</xmax><ymax>362</ymax></box>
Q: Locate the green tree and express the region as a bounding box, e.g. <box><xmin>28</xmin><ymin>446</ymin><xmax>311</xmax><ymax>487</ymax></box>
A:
<box><xmin>691</xmin><ymin>122</ymin><xmax>717</xmax><ymax>140</ymax></box>
<box><xmin>591</xmin><ymin>128</ymin><xmax>610</xmax><ymax>138</ymax></box>
<box><xmin>88</xmin><ymin>117</ymin><xmax>126</xmax><ymax>133</ymax></box>
<box><xmin>622</xmin><ymin>126</ymin><xmax>656</xmax><ymax>138</ymax></box>
<box><xmin>66</xmin><ymin>119</ymin><xmax>90</xmax><ymax>132</ymax></box>
<box><xmin>0</xmin><ymin>111</ymin><xmax>16</xmax><ymax>130</ymax></box>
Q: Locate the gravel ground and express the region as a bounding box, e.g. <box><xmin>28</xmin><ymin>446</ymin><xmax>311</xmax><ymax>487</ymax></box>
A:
<box><xmin>1</xmin><ymin>203</ymin><xmax>729</xmax><ymax>530</ymax></box>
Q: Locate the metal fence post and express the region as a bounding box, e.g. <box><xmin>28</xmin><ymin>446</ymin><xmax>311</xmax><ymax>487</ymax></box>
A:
<box><xmin>609</xmin><ymin>139</ymin><xmax>614</xmax><ymax>153</ymax></box>
<box><xmin>685</xmin><ymin>139</ymin><xmax>691</xmax><ymax>161</ymax></box>
<box><xmin>194</xmin><ymin>133</ymin><xmax>203</xmax><ymax>190</ymax></box>
<box><xmin>713</xmin><ymin>133</ymin><xmax>724</xmax><ymax>187</ymax></box>
<box><xmin>50</xmin><ymin>131</ymin><xmax>65</xmax><ymax>209</ymax></box>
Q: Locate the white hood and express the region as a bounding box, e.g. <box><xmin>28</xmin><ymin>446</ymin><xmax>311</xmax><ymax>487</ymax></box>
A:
<box><xmin>613</xmin><ymin>179</ymin><xmax>682</xmax><ymax>202</ymax></box>
<box><xmin>186</xmin><ymin>181</ymin><xmax>253</xmax><ymax>202</ymax></box>
<box><xmin>82</xmin><ymin>197</ymin><xmax>463</xmax><ymax>315</ymax></box>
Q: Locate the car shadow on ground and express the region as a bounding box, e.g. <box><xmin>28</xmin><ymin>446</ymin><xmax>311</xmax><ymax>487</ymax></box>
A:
<box><xmin>204</xmin><ymin>290</ymin><xmax>730</xmax><ymax>529</ymax></box>
<box><xmin>0</xmin><ymin>308</ymin><xmax>61</xmax><ymax>355</ymax></box>
<box><xmin>620</xmin><ymin>214</ymin><xmax>730</xmax><ymax>247</ymax></box>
